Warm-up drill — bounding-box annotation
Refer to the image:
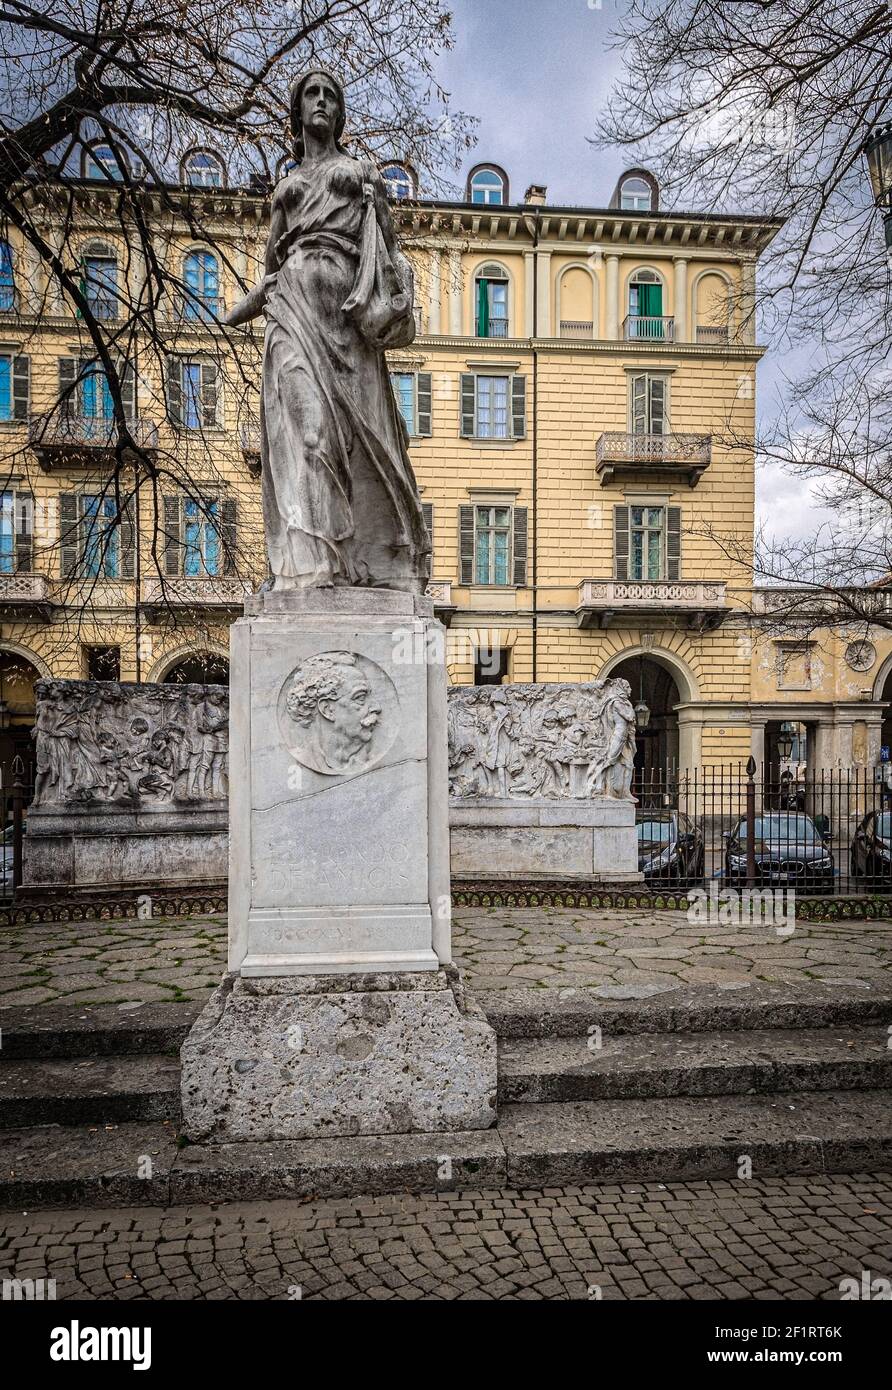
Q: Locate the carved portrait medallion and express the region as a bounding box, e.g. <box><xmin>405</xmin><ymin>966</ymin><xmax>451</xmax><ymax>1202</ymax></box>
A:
<box><xmin>278</xmin><ymin>650</ymin><xmax>398</xmax><ymax>777</ymax></box>
<box><xmin>845</xmin><ymin>639</ymin><xmax>876</xmax><ymax>673</ymax></box>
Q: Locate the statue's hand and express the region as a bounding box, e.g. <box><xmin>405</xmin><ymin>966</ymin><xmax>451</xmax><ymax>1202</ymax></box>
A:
<box><xmin>224</xmin><ymin>277</ymin><xmax>275</xmax><ymax>327</ymax></box>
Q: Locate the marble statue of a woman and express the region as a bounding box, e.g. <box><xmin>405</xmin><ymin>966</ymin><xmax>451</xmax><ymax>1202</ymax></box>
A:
<box><xmin>226</xmin><ymin>70</ymin><xmax>431</xmax><ymax>593</ymax></box>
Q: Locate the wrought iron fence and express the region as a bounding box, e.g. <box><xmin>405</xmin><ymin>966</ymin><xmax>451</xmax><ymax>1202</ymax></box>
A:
<box><xmin>633</xmin><ymin>762</ymin><xmax>892</xmax><ymax>896</ymax></box>
<box><xmin>0</xmin><ymin>755</ymin><xmax>32</xmax><ymax>901</ymax></box>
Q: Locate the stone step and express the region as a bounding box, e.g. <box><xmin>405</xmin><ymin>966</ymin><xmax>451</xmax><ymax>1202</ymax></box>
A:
<box><xmin>497</xmin><ymin>1089</ymin><xmax>892</xmax><ymax>1188</ymax></box>
<box><xmin>0</xmin><ymin>1121</ymin><xmax>506</xmax><ymax>1210</ymax></box>
<box><xmin>0</xmin><ymin>1002</ymin><xmax>202</xmax><ymax>1059</ymax></box>
<box><xmin>0</xmin><ymin>1055</ymin><xmax>182</xmax><ymax>1129</ymax></box>
<box><xmin>1</xmin><ymin>1090</ymin><xmax>890</xmax><ymax>1210</ymax></box>
<box><xmin>499</xmin><ymin>1026</ymin><xmax>892</xmax><ymax>1103</ymax></box>
<box><xmin>480</xmin><ymin>982</ymin><xmax>892</xmax><ymax>1039</ymax></box>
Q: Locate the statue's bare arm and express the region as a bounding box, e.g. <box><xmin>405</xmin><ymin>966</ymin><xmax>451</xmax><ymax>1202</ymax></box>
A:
<box><xmin>224</xmin><ymin>192</ymin><xmax>288</xmax><ymax>326</ymax></box>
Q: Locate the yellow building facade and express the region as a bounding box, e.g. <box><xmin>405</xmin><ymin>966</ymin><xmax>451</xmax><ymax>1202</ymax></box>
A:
<box><xmin>0</xmin><ymin>158</ymin><xmax>889</xmax><ymax>784</ymax></box>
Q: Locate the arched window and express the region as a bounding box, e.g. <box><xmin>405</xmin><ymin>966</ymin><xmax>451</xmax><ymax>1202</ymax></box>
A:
<box><xmin>381</xmin><ymin>163</ymin><xmax>415</xmax><ymax>200</ymax></box>
<box><xmin>620</xmin><ymin>176</ymin><xmax>653</xmax><ymax>211</ymax></box>
<box><xmin>626</xmin><ymin>268</ymin><xmax>668</xmax><ymax>340</ymax></box>
<box><xmin>474</xmin><ymin>262</ymin><xmax>510</xmax><ymax>338</ymax></box>
<box><xmin>694</xmin><ymin>271</ymin><xmax>732</xmax><ymax>344</ymax></box>
<box><xmin>182</xmin><ymin>250</ymin><xmax>221</xmax><ymax>322</ymax></box>
<box><xmin>83</xmin><ymin>144</ymin><xmax>126</xmax><ymax>181</ymax></box>
<box><xmin>81</xmin><ymin>241</ymin><xmax>118</xmax><ymax>320</ymax></box>
<box><xmin>183</xmin><ymin>151</ymin><xmax>225</xmax><ymax>188</ymax></box>
<box><xmin>162</xmin><ymin>654</ymin><xmax>230</xmax><ymax>685</ymax></box>
<box><xmin>557</xmin><ymin>264</ymin><xmax>596</xmax><ymax>338</ymax></box>
<box><xmin>469</xmin><ymin>166</ymin><xmax>506</xmax><ymax>205</ymax></box>
<box><xmin>0</xmin><ymin>241</ymin><xmax>14</xmax><ymax>312</ymax></box>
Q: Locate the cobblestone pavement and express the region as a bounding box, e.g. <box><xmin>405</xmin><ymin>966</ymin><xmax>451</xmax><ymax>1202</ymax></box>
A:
<box><xmin>0</xmin><ymin>909</ymin><xmax>889</xmax><ymax>1007</ymax></box>
<box><xmin>1</xmin><ymin>1174</ymin><xmax>889</xmax><ymax>1300</ymax></box>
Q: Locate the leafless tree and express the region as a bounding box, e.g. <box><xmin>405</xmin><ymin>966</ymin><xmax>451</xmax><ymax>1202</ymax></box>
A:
<box><xmin>598</xmin><ymin>0</ymin><xmax>892</xmax><ymax>627</ymax></box>
<box><xmin>0</xmin><ymin>0</ymin><xmax>473</xmax><ymax>662</ymax></box>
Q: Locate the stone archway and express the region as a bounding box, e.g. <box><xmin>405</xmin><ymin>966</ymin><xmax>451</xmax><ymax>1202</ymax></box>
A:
<box><xmin>161</xmin><ymin>653</ymin><xmax>230</xmax><ymax>685</ymax></box>
<box><xmin>0</xmin><ymin>647</ymin><xmax>45</xmax><ymax>788</ymax></box>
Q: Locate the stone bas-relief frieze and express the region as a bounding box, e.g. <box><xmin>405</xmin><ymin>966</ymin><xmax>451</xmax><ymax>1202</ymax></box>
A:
<box><xmin>278</xmin><ymin>650</ymin><xmax>398</xmax><ymax>777</ymax></box>
<box><xmin>448</xmin><ymin>679</ymin><xmax>636</xmax><ymax>801</ymax></box>
<box><xmin>32</xmin><ymin>679</ymin><xmax>229</xmax><ymax>809</ymax></box>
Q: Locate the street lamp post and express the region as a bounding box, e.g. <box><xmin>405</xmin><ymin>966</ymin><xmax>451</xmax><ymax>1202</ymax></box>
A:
<box><xmin>863</xmin><ymin>121</ymin><xmax>892</xmax><ymax>252</ymax></box>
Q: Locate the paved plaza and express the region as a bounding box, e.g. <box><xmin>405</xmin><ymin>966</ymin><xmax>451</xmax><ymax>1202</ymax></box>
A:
<box><xmin>1</xmin><ymin>1174</ymin><xmax>890</xmax><ymax>1301</ymax></box>
<box><xmin>1</xmin><ymin>907</ymin><xmax>890</xmax><ymax>1008</ymax></box>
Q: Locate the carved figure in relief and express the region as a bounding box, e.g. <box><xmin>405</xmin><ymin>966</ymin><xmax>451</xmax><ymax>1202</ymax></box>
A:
<box><xmin>584</xmin><ymin>680</ymin><xmax>637</xmax><ymax>800</ymax></box>
<box><xmin>284</xmin><ymin>651</ymin><xmax>384</xmax><ymax>775</ymax></box>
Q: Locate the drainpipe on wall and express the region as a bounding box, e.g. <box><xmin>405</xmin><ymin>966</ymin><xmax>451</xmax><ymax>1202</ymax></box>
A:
<box><xmin>524</xmin><ymin>207</ymin><xmax>541</xmax><ymax>682</ymax></box>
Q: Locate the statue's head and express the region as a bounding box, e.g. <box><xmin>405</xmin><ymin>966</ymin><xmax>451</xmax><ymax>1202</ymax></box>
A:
<box><xmin>290</xmin><ymin>69</ymin><xmax>346</xmax><ymax>159</ymax></box>
<box><xmin>285</xmin><ymin>651</ymin><xmax>380</xmax><ymax>751</ymax></box>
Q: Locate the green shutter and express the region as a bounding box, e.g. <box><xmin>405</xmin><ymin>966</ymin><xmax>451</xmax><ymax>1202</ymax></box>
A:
<box><xmin>416</xmin><ymin>372</ymin><xmax>432</xmax><ymax>436</ymax></box>
<box><xmin>460</xmin><ymin>374</ymin><xmax>476</xmax><ymax>437</ymax></box>
<box><xmin>614</xmin><ymin>505</ymin><xmax>630</xmax><ymax>581</ymax></box>
<box><xmin>12</xmin><ymin>356</ymin><xmax>29</xmax><ymax>420</ymax></box>
<box><xmin>163</xmin><ymin>494</ymin><xmax>182</xmax><ymax>576</ymax></box>
<box><xmin>512</xmin><ymin>506</ymin><xmax>528</xmax><ymax>586</ymax></box>
<box><xmin>639</xmin><ymin>282</ymin><xmax>662</xmax><ymax>317</ymax></box>
<box><xmin>221</xmin><ymin>496</ymin><xmax>237</xmax><ymax>575</ymax></box>
<box><xmin>511</xmin><ymin>374</ymin><xmax>526</xmax><ymax>439</ymax></box>
<box><xmin>459</xmin><ymin>504</ymin><xmax>475</xmax><ymax>584</ymax></box>
<box><xmin>165</xmin><ymin>357</ymin><xmax>183</xmax><ymax>427</ymax></box>
<box><xmin>666</xmin><ymin>506</ymin><xmax>681</xmax><ymax>580</ymax></box>
<box><xmin>120</xmin><ymin>361</ymin><xmax>135</xmax><ymax>421</ymax></box>
<box><xmin>59</xmin><ymin>493</ymin><xmax>80</xmax><ymax>578</ymax></box>
<box><xmin>476</xmin><ymin>277</ymin><xmax>489</xmax><ymax>337</ymax></box>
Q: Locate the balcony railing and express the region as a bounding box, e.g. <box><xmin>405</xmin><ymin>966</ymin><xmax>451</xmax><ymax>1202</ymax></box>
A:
<box><xmin>0</xmin><ymin>573</ymin><xmax>52</xmax><ymax>621</ymax></box>
<box><xmin>477</xmin><ymin>318</ymin><xmax>509</xmax><ymax>339</ymax></box>
<box><xmin>623</xmin><ymin>314</ymin><xmax>675</xmax><ymax>342</ymax></box>
<box><xmin>425</xmin><ymin>578</ymin><xmax>456</xmax><ymax>624</ymax></box>
<box><xmin>559</xmin><ymin>320</ymin><xmax>594</xmax><ymax>339</ymax></box>
<box><xmin>595</xmin><ymin>431</ymin><xmax>712</xmax><ymax>487</ymax></box>
<box><xmin>29</xmin><ymin>415</ymin><xmax>159</xmax><ymax>470</ymax></box>
<box><xmin>576</xmin><ymin>578</ymin><xmax>728</xmax><ymax>631</ymax></box>
<box><xmin>696</xmin><ymin>324</ymin><xmax>730</xmax><ymax>345</ymax></box>
<box><xmin>141</xmin><ymin>575</ymin><xmax>251</xmax><ymax>622</ymax></box>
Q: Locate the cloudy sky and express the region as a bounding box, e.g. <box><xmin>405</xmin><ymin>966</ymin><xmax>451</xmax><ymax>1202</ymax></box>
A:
<box><xmin>437</xmin><ymin>0</ymin><xmax>833</xmax><ymax>541</ymax></box>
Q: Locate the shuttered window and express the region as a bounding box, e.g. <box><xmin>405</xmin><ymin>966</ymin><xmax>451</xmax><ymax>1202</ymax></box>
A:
<box><xmin>459</xmin><ymin>373</ymin><xmax>526</xmax><ymax>439</ymax></box>
<box><xmin>0</xmin><ymin>353</ymin><xmax>29</xmax><ymax>421</ymax></box>
<box><xmin>614</xmin><ymin>504</ymin><xmax>681</xmax><ymax>581</ymax></box>
<box><xmin>59</xmin><ymin>493</ymin><xmax>135</xmax><ymax>579</ymax></box>
<box><xmin>389</xmin><ymin>371</ymin><xmax>432</xmax><ymax>437</ymax></box>
<box><xmin>0</xmin><ymin>490</ymin><xmax>32</xmax><ymax>573</ymax></box>
<box><xmin>166</xmin><ymin>358</ymin><xmax>219</xmax><ymax>429</ymax></box>
<box><xmin>58</xmin><ymin>357</ymin><xmax>135</xmax><ymax>425</ymax></box>
<box><xmin>459</xmin><ymin>503</ymin><xmax>528</xmax><ymax>586</ymax></box>
<box><xmin>421</xmin><ymin>502</ymin><xmax>433</xmax><ymax>564</ymax></box>
<box><xmin>163</xmin><ymin>495</ymin><xmax>237</xmax><ymax>576</ymax></box>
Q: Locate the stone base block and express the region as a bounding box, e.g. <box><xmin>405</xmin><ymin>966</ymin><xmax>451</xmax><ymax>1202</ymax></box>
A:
<box><xmin>180</xmin><ymin>967</ymin><xmax>497</xmax><ymax>1142</ymax></box>
<box><xmin>449</xmin><ymin>797</ymin><xmax>642</xmax><ymax>880</ymax></box>
<box><xmin>22</xmin><ymin>805</ymin><xmax>228</xmax><ymax>890</ymax></box>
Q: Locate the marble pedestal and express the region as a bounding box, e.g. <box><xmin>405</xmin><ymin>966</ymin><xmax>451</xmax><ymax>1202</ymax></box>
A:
<box><xmin>180</xmin><ymin>587</ymin><xmax>497</xmax><ymax>1142</ymax></box>
<box><xmin>450</xmin><ymin>796</ymin><xmax>642</xmax><ymax>881</ymax></box>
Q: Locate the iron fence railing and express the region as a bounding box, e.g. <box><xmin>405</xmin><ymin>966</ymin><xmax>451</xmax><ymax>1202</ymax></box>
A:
<box><xmin>0</xmin><ymin>756</ymin><xmax>32</xmax><ymax>901</ymax></box>
<box><xmin>633</xmin><ymin>762</ymin><xmax>892</xmax><ymax>896</ymax></box>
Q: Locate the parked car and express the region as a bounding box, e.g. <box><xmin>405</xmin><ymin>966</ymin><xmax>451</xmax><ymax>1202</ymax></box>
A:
<box><xmin>850</xmin><ymin>810</ymin><xmax>892</xmax><ymax>884</ymax></box>
<box><xmin>0</xmin><ymin>823</ymin><xmax>14</xmax><ymax>888</ymax></box>
<box><xmin>636</xmin><ymin>809</ymin><xmax>705</xmax><ymax>884</ymax></box>
<box><xmin>724</xmin><ymin>812</ymin><xmax>834</xmax><ymax>890</ymax></box>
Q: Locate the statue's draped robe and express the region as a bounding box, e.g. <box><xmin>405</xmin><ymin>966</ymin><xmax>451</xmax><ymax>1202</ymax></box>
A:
<box><xmin>261</xmin><ymin>156</ymin><xmax>430</xmax><ymax>590</ymax></box>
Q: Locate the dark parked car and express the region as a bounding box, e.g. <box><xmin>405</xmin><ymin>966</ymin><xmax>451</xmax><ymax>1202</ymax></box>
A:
<box><xmin>850</xmin><ymin>810</ymin><xmax>892</xmax><ymax>884</ymax></box>
<box><xmin>637</xmin><ymin>809</ymin><xmax>705</xmax><ymax>884</ymax></box>
<box><xmin>724</xmin><ymin>812</ymin><xmax>834</xmax><ymax>890</ymax></box>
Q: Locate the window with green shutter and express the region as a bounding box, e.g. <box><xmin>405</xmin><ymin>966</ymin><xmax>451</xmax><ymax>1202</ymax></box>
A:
<box><xmin>459</xmin><ymin>373</ymin><xmax>526</xmax><ymax>439</ymax></box>
<box><xmin>0</xmin><ymin>353</ymin><xmax>29</xmax><ymax>422</ymax></box>
<box><xmin>614</xmin><ymin>503</ymin><xmax>681</xmax><ymax>580</ymax></box>
<box><xmin>59</xmin><ymin>491</ymin><xmax>134</xmax><ymax>579</ymax></box>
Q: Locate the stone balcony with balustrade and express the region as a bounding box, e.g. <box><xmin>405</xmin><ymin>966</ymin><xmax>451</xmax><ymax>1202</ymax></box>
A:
<box><xmin>0</xmin><ymin>573</ymin><xmax>52</xmax><ymax>622</ymax></box>
<box><xmin>576</xmin><ymin>578</ymin><xmax>728</xmax><ymax>631</ymax></box>
<box><xmin>425</xmin><ymin>579</ymin><xmax>456</xmax><ymax>625</ymax></box>
<box><xmin>595</xmin><ymin>431</ymin><xmax>712</xmax><ymax>488</ymax></box>
<box><xmin>28</xmin><ymin>415</ymin><xmax>160</xmax><ymax>471</ymax></box>
<box><xmin>140</xmin><ymin>575</ymin><xmax>252</xmax><ymax>624</ymax></box>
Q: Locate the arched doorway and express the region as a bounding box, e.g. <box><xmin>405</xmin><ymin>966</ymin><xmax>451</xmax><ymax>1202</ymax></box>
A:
<box><xmin>608</xmin><ymin>654</ymin><xmax>682</xmax><ymax>784</ymax></box>
<box><xmin>161</xmin><ymin>654</ymin><xmax>230</xmax><ymax>685</ymax></box>
<box><xmin>0</xmin><ymin>649</ymin><xmax>42</xmax><ymax>788</ymax></box>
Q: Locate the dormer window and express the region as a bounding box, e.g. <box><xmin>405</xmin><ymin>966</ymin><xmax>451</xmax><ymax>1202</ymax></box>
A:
<box><xmin>621</xmin><ymin>176</ymin><xmax>653</xmax><ymax>211</ymax></box>
<box><xmin>381</xmin><ymin>163</ymin><xmax>416</xmax><ymax>200</ymax></box>
<box><xmin>183</xmin><ymin>151</ymin><xmax>224</xmax><ymax>188</ymax></box>
<box><xmin>83</xmin><ymin>144</ymin><xmax>126</xmax><ymax>181</ymax></box>
<box><xmin>468</xmin><ymin>165</ymin><xmax>507</xmax><ymax>205</ymax></box>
